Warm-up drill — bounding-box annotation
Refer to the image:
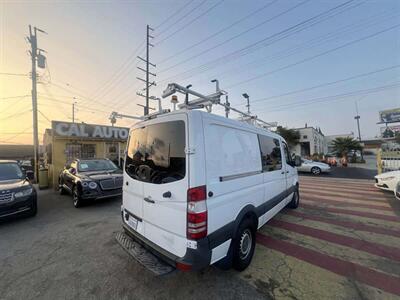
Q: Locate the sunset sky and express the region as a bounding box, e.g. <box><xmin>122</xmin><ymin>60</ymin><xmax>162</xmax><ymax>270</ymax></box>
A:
<box><xmin>1</xmin><ymin>0</ymin><xmax>399</xmax><ymax>145</ymax></box>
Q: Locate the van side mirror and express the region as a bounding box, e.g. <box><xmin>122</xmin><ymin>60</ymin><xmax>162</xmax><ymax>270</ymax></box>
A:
<box><xmin>294</xmin><ymin>155</ymin><xmax>302</xmax><ymax>167</ymax></box>
<box><xmin>26</xmin><ymin>170</ymin><xmax>34</xmax><ymax>181</ymax></box>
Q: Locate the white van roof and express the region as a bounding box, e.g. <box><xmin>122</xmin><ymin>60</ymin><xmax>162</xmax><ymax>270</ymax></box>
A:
<box><xmin>130</xmin><ymin>109</ymin><xmax>283</xmax><ymax>140</ymax></box>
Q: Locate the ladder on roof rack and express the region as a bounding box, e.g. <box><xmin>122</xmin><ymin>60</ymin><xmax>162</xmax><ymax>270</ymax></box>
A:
<box><xmin>161</xmin><ymin>80</ymin><xmax>277</xmax><ymax>129</ymax></box>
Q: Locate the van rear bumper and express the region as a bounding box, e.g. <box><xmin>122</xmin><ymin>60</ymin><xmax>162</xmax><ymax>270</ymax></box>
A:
<box><xmin>122</xmin><ymin>216</ymin><xmax>212</xmax><ymax>271</ymax></box>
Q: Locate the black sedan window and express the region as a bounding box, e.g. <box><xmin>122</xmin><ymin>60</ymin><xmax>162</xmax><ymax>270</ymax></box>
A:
<box><xmin>78</xmin><ymin>160</ymin><xmax>118</xmax><ymax>172</ymax></box>
<box><xmin>0</xmin><ymin>163</ymin><xmax>24</xmax><ymax>180</ymax></box>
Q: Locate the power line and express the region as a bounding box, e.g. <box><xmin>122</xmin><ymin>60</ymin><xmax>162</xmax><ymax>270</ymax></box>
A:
<box><xmin>158</xmin><ymin>0</ymin><xmax>306</xmax><ymax>73</ymax></box>
<box><xmin>154</xmin><ymin>0</ymin><xmax>196</xmax><ymax>29</ymax></box>
<box><xmin>157</xmin><ymin>0</ymin><xmax>279</xmax><ymax>65</ymax></box>
<box><xmin>37</xmin><ymin>109</ymin><xmax>51</xmax><ymax>123</ymax></box>
<box><xmin>201</xmin><ymin>9</ymin><xmax>397</xmax><ymax>85</ymax></box>
<box><xmin>258</xmin><ymin>82</ymin><xmax>400</xmax><ymax>113</ymax></box>
<box><xmin>0</xmin><ymin>95</ymin><xmax>30</xmax><ymax>100</ymax></box>
<box><xmin>0</xmin><ymin>109</ymin><xmax>31</xmax><ymax>121</ymax></box>
<box><xmin>0</xmin><ymin>126</ymin><xmax>32</xmax><ymax>143</ymax></box>
<box><xmin>38</xmin><ymin>96</ymin><xmax>111</xmax><ymax>114</ymax></box>
<box><xmin>89</xmin><ymin>42</ymin><xmax>146</xmax><ymax>101</ymax></box>
<box><xmin>155</xmin><ymin>0</ymin><xmax>225</xmax><ymax>45</ymax></box>
<box><xmin>226</xmin><ymin>23</ymin><xmax>400</xmax><ymax>89</ymax></box>
<box><xmin>0</xmin><ymin>72</ymin><xmax>28</xmax><ymax>76</ymax></box>
<box><xmin>157</xmin><ymin>0</ymin><xmax>361</xmax><ymax>84</ymax></box>
<box><xmin>155</xmin><ymin>0</ymin><xmax>208</xmax><ymax>38</ymax></box>
<box><xmin>247</xmin><ymin>65</ymin><xmax>400</xmax><ymax>105</ymax></box>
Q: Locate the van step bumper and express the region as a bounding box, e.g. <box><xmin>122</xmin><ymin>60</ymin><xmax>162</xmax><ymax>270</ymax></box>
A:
<box><xmin>115</xmin><ymin>231</ymin><xmax>175</xmax><ymax>275</ymax></box>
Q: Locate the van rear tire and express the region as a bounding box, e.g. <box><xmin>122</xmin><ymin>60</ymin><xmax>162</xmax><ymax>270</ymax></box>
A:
<box><xmin>232</xmin><ymin>218</ymin><xmax>256</xmax><ymax>271</ymax></box>
<box><xmin>288</xmin><ymin>188</ymin><xmax>300</xmax><ymax>209</ymax></box>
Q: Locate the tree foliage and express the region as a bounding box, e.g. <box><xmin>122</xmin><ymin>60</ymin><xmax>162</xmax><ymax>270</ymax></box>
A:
<box><xmin>276</xmin><ymin>126</ymin><xmax>300</xmax><ymax>147</ymax></box>
<box><xmin>331</xmin><ymin>137</ymin><xmax>362</xmax><ymax>158</ymax></box>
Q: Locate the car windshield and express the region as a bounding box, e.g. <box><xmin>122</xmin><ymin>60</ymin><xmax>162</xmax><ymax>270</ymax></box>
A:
<box><xmin>78</xmin><ymin>160</ymin><xmax>118</xmax><ymax>172</ymax></box>
<box><xmin>0</xmin><ymin>163</ymin><xmax>24</xmax><ymax>180</ymax></box>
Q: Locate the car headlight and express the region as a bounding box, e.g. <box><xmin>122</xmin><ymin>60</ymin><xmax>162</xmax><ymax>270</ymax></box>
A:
<box><xmin>14</xmin><ymin>187</ymin><xmax>33</xmax><ymax>198</ymax></box>
<box><xmin>82</xmin><ymin>181</ymin><xmax>89</xmax><ymax>187</ymax></box>
<box><xmin>380</xmin><ymin>176</ymin><xmax>395</xmax><ymax>181</ymax></box>
<box><xmin>88</xmin><ymin>182</ymin><xmax>98</xmax><ymax>189</ymax></box>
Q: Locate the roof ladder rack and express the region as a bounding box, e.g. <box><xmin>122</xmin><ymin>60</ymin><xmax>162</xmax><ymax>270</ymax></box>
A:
<box><xmin>161</xmin><ymin>80</ymin><xmax>277</xmax><ymax>129</ymax></box>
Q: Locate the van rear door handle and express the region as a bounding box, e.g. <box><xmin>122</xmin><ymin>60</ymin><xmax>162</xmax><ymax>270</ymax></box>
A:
<box><xmin>144</xmin><ymin>197</ymin><xmax>155</xmax><ymax>204</ymax></box>
<box><xmin>163</xmin><ymin>191</ymin><xmax>171</xmax><ymax>198</ymax></box>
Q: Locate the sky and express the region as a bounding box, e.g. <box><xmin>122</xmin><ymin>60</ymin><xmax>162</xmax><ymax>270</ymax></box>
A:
<box><xmin>1</xmin><ymin>0</ymin><xmax>399</xmax><ymax>145</ymax></box>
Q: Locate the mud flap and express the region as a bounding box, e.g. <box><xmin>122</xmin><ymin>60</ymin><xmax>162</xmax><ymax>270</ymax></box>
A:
<box><xmin>115</xmin><ymin>231</ymin><xmax>175</xmax><ymax>275</ymax></box>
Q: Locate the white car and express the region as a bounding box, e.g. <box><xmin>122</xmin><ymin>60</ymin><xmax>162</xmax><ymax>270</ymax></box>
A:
<box><xmin>117</xmin><ymin>108</ymin><xmax>300</xmax><ymax>272</ymax></box>
<box><xmin>296</xmin><ymin>159</ymin><xmax>331</xmax><ymax>175</ymax></box>
<box><xmin>395</xmin><ymin>181</ymin><xmax>400</xmax><ymax>201</ymax></box>
<box><xmin>375</xmin><ymin>170</ymin><xmax>400</xmax><ymax>193</ymax></box>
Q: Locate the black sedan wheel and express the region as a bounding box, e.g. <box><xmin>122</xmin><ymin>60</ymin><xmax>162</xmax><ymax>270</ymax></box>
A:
<box><xmin>72</xmin><ymin>186</ymin><xmax>83</xmax><ymax>208</ymax></box>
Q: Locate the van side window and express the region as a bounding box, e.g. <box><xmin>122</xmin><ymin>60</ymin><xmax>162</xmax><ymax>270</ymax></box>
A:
<box><xmin>258</xmin><ymin>135</ymin><xmax>282</xmax><ymax>172</ymax></box>
<box><xmin>283</xmin><ymin>142</ymin><xmax>291</xmax><ymax>165</ymax></box>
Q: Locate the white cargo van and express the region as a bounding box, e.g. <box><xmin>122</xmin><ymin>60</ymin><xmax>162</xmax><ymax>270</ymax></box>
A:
<box><xmin>120</xmin><ymin>109</ymin><xmax>299</xmax><ymax>272</ymax></box>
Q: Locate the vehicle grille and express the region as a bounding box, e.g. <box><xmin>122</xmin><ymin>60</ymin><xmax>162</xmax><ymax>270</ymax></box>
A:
<box><xmin>100</xmin><ymin>177</ymin><xmax>123</xmax><ymax>190</ymax></box>
<box><xmin>0</xmin><ymin>191</ymin><xmax>13</xmax><ymax>204</ymax></box>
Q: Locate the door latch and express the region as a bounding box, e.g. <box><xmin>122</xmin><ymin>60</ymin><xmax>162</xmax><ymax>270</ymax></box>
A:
<box><xmin>144</xmin><ymin>197</ymin><xmax>155</xmax><ymax>204</ymax></box>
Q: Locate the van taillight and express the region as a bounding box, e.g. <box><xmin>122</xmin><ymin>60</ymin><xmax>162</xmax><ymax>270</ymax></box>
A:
<box><xmin>187</xmin><ymin>185</ymin><xmax>207</xmax><ymax>240</ymax></box>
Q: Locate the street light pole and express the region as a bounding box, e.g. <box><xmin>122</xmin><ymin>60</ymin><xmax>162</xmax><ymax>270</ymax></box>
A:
<box><xmin>354</xmin><ymin>101</ymin><xmax>364</xmax><ymax>161</ymax></box>
<box><xmin>242</xmin><ymin>93</ymin><xmax>250</xmax><ymax>114</ymax></box>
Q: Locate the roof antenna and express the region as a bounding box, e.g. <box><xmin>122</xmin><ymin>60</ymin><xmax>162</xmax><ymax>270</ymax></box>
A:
<box><xmin>185</xmin><ymin>84</ymin><xmax>192</xmax><ymax>105</ymax></box>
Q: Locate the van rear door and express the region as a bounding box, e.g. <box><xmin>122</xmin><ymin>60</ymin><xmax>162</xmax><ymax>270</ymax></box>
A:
<box><xmin>125</xmin><ymin>114</ymin><xmax>188</xmax><ymax>258</ymax></box>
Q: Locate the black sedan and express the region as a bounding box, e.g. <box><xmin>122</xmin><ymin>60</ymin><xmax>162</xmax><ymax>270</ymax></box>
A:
<box><xmin>0</xmin><ymin>160</ymin><xmax>37</xmax><ymax>220</ymax></box>
<box><xmin>59</xmin><ymin>158</ymin><xmax>123</xmax><ymax>208</ymax></box>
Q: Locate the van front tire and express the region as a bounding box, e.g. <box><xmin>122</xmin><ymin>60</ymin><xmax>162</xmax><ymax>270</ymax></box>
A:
<box><xmin>232</xmin><ymin>218</ymin><xmax>256</xmax><ymax>271</ymax></box>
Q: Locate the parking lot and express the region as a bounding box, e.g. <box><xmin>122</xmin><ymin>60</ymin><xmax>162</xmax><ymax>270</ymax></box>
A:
<box><xmin>1</xmin><ymin>175</ymin><xmax>399</xmax><ymax>300</ymax></box>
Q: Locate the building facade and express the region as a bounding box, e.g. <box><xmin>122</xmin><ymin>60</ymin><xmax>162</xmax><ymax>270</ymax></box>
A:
<box><xmin>292</xmin><ymin>126</ymin><xmax>328</xmax><ymax>157</ymax></box>
<box><xmin>324</xmin><ymin>133</ymin><xmax>355</xmax><ymax>154</ymax></box>
<box><xmin>43</xmin><ymin>121</ymin><xmax>129</xmax><ymax>188</ymax></box>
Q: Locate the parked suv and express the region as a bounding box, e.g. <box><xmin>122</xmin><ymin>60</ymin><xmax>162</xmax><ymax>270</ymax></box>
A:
<box><xmin>0</xmin><ymin>160</ymin><xmax>37</xmax><ymax>220</ymax></box>
<box><xmin>59</xmin><ymin>158</ymin><xmax>123</xmax><ymax>208</ymax></box>
<box><xmin>119</xmin><ymin>109</ymin><xmax>300</xmax><ymax>272</ymax></box>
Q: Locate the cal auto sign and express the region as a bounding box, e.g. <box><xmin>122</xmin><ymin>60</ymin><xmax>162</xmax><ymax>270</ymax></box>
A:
<box><xmin>52</xmin><ymin>121</ymin><xmax>129</xmax><ymax>140</ymax></box>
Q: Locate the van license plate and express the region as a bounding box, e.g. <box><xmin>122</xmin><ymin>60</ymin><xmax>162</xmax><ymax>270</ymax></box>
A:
<box><xmin>128</xmin><ymin>216</ymin><xmax>138</xmax><ymax>230</ymax></box>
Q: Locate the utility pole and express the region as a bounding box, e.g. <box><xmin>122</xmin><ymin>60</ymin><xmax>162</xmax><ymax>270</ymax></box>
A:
<box><xmin>72</xmin><ymin>100</ymin><xmax>77</xmax><ymax>123</ymax></box>
<box><xmin>137</xmin><ymin>25</ymin><xmax>156</xmax><ymax>115</ymax></box>
<box><xmin>27</xmin><ymin>25</ymin><xmax>46</xmax><ymax>182</ymax></box>
<box><xmin>354</xmin><ymin>101</ymin><xmax>364</xmax><ymax>161</ymax></box>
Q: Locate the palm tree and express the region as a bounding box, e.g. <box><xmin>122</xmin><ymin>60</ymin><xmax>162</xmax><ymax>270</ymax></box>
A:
<box><xmin>331</xmin><ymin>137</ymin><xmax>362</xmax><ymax>158</ymax></box>
<box><xmin>276</xmin><ymin>126</ymin><xmax>300</xmax><ymax>148</ymax></box>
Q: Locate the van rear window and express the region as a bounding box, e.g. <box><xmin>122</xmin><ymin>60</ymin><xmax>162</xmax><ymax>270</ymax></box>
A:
<box><xmin>125</xmin><ymin>121</ymin><xmax>186</xmax><ymax>184</ymax></box>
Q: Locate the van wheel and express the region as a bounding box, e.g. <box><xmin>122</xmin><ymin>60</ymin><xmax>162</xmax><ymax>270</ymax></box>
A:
<box><xmin>72</xmin><ymin>186</ymin><xmax>83</xmax><ymax>208</ymax></box>
<box><xmin>311</xmin><ymin>167</ymin><xmax>321</xmax><ymax>175</ymax></box>
<box><xmin>232</xmin><ymin>218</ymin><xmax>256</xmax><ymax>271</ymax></box>
<box><xmin>288</xmin><ymin>188</ymin><xmax>300</xmax><ymax>209</ymax></box>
